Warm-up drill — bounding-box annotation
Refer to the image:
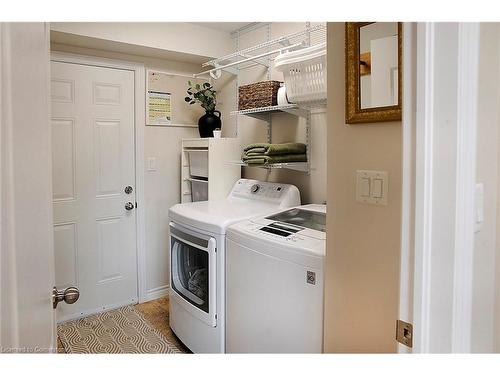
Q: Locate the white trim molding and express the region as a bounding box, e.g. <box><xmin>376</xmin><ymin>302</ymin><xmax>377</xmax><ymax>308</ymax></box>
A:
<box><xmin>398</xmin><ymin>22</ymin><xmax>417</xmax><ymax>354</ymax></box>
<box><xmin>413</xmin><ymin>22</ymin><xmax>435</xmax><ymax>354</ymax></box>
<box><xmin>145</xmin><ymin>285</ymin><xmax>170</xmax><ymax>302</ymax></box>
<box><xmin>412</xmin><ymin>22</ymin><xmax>481</xmax><ymax>353</ymax></box>
<box><xmin>451</xmin><ymin>22</ymin><xmax>480</xmax><ymax>353</ymax></box>
<box><xmin>49</xmin><ymin>52</ymin><xmax>148</xmax><ymax>304</ymax></box>
<box><xmin>0</xmin><ymin>22</ymin><xmax>21</xmax><ymax>351</ymax></box>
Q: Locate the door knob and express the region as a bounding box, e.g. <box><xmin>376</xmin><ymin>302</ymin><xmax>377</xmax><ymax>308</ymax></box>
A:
<box><xmin>52</xmin><ymin>286</ymin><xmax>80</xmax><ymax>309</ymax></box>
<box><xmin>124</xmin><ymin>185</ymin><xmax>133</xmax><ymax>194</ymax></box>
<box><xmin>125</xmin><ymin>202</ymin><xmax>134</xmax><ymax>211</ymax></box>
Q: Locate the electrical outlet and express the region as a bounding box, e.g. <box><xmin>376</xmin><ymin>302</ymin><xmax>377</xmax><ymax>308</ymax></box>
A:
<box><xmin>396</xmin><ymin>319</ymin><xmax>413</xmax><ymax>348</ymax></box>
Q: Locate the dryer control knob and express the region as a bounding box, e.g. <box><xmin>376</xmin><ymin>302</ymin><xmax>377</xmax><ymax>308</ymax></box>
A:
<box><xmin>250</xmin><ymin>184</ymin><xmax>260</xmax><ymax>193</ymax></box>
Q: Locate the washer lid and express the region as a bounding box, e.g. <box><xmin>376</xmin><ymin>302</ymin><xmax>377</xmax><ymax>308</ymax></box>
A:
<box><xmin>263</xmin><ymin>205</ymin><xmax>326</xmax><ymax>234</ymax></box>
<box><xmin>169</xmin><ymin>199</ymin><xmax>284</xmax><ymax>235</ymax></box>
<box><xmin>226</xmin><ymin>204</ymin><xmax>326</xmax><ymax>258</ymax></box>
<box><xmin>226</xmin><ymin>219</ymin><xmax>326</xmax><ymax>261</ymax></box>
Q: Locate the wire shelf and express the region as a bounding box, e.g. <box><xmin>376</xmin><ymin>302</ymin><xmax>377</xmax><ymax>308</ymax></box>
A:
<box><xmin>196</xmin><ymin>24</ymin><xmax>326</xmax><ymax>77</ymax></box>
<box><xmin>227</xmin><ymin>160</ymin><xmax>310</xmax><ymax>173</ymax></box>
<box><xmin>231</xmin><ymin>104</ymin><xmax>309</xmax><ymax>119</ymax></box>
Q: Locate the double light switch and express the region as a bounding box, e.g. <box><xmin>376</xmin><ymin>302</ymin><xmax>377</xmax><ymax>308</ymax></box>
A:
<box><xmin>356</xmin><ymin>170</ymin><xmax>388</xmax><ymax>205</ymax></box>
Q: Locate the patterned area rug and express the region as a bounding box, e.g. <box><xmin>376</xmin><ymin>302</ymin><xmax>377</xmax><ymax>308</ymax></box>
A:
<box><xmin>57</xmin><ymin>305</ymin><xmax>183</xmax><ymax>354</ymax></box>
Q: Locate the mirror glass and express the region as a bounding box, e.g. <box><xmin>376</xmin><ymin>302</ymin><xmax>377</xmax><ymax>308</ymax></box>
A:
<box><xmin>358</xmin><ymin>22</ymin><xmax>399</xmax><ymax>109</ymax></box>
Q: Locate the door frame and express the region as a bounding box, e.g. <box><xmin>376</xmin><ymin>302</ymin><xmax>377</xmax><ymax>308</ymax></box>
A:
<box><xmin>398</xmin><ymin>22</ymin><xmax>417</xmax><ymax>353</ymax></box>
<box><xmin>1</xmin><ymin>22</ymin><xmax>57</xmax><ymax>352</ymax></box>
<box><xmin>400</xmin><ymin>22</ymin><xmax>480</xmax><ymax>353</ymax></box>
<box><xmin>50</xmin><ymin>52</ymin><xmax>148</xmax><ymax>304</ymax></box>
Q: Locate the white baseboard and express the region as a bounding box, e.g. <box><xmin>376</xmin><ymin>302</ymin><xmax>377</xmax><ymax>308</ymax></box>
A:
<box><xmin>57</xmin><ymin>297</ymin><xmax>138</xmax><ymax>323</ymax></box>
<box><xmin>144</xmin><ymin>285</ymin><xmax>170</xmax><ymax>302</ymax></box>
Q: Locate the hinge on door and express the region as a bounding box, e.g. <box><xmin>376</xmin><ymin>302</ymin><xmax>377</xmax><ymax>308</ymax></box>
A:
<box><xmin>396</xmin><ymin>319</ymin><xmax>413</xmax><ymax>348</ymax></box>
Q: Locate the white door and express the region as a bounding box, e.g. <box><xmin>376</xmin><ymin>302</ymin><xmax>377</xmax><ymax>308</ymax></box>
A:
<box><xmin>51</xmin><ymin>61</ymin><xmax>138</xmax><ymax>322</ymax></box>
<box><xmin>0</xmin><ymin>23</ymin><xmax>56</xmax><ymax>352</ymax></box>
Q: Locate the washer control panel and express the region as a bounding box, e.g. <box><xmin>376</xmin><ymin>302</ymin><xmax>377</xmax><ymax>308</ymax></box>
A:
<box><xmin>235</xmin><ymin>221</ymin><xmax>322</xmax><ymax>250</ymax></box>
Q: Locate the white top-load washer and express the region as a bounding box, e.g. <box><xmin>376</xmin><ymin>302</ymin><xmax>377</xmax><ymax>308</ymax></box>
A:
<box><xmin>225</xmin><ymin>204</ymin><xmax>326</xmax><ymax>353</ymax></box>
<box><xmin>168</xmin><ymin>179</ymin><xmax>300</xmax><ymax>353</ymax></box>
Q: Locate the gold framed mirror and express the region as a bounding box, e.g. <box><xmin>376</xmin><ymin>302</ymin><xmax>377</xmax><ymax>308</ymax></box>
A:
<box><xmin>345</xmin><ymin>22</ymin><xmax>402</xmax><ymax>124</ymax></box>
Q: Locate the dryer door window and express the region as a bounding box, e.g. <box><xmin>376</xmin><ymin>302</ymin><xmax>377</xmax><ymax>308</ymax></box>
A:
<box><xmin>171</xmin><ymin>238</ymin><xmax>209</xmax><ymax>313</ymax></box>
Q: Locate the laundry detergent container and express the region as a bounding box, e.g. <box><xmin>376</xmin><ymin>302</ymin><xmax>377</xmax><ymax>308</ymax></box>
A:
<box><xmin>274</xmin><ymin>42</ymin><xmax>327</xmax><ymax>104</ymax></box>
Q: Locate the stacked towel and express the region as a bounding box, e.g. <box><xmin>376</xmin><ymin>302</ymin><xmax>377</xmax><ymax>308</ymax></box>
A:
<box><xmin>242</xmin><ymin>142</ymin><xmax>307</xmax><ymax>165</ymax></box>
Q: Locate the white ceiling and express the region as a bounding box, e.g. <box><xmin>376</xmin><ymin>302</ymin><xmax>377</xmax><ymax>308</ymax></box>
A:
<box><xmin>195</xmin><ymin>22</ymin><xmax>253</xmax><ymax>33</ymax></box>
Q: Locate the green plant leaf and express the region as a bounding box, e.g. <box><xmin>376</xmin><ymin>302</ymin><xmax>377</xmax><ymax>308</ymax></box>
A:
<box><xmin>184</xmin><ymin>97</ymin><xmax>191</xmax><ymax>102</ymax></box>
<box><xmin>188</xmin><ymin>80</ymin><xmax>192</xmax><ymax>86</ymax></box>
<box><xmin>195</xmin><ymin>84</ymin><xmax>201</xmax><ymax>90</ymax></box>
<box><xmin>203</xmin><ymin>82</ymin><xmax>211</xmax><ymax>88</ymax></box>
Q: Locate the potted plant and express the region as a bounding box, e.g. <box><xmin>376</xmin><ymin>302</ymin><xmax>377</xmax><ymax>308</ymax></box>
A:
<box><xmin>185</xmin><ymin>81</ymin><xmax>221</xmax><ymax>138</ymax></box>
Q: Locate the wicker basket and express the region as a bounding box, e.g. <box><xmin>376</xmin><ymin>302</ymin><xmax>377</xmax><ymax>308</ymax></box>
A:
<box><xmin>238</xmin><ymin>81</ymin><xmax>282</xmax><ymax>110</ymax></box>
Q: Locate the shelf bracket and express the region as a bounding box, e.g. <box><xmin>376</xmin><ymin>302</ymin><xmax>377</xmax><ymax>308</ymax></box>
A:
<box><xmin>305</xmin><ymin>110</ymin><xmax>311</xmax><ymax>175</ymax></box>
<box><xmin>237</xmin><ymin>53</ymin><xmax>269</xmax><ymax>68</ymax></box>
<box><xmin>220</xmin><ymin>66</ymin><xmax>238</xmax><ymax>76</ymax></box>
<box><xmin>266</xmin><ymin>113</ymin><xmax>272</xmax><ymax>143</ymax></box>
<box><xmin>281</xmin><ymin>106</ymin><xmax>310</xmax><ymax>118</ymax></box>
<box><xmin>243</xmin><ymin>113</ymin><xmax>270</xmax><ymax>121</ymax></box>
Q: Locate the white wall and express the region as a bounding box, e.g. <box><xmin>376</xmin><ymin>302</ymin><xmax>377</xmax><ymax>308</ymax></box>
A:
<box><xmin>324</xmin><ymin>23</ymin><xmax>402</xmax><ymax>353</ymax></box>
<box><xmin>226</xmin><ymin>22</ymin><xmax>327</xmax><ymax>204</ymax></box>
<box><xmin>472</xmin><ymin>23</ymin><xmax>500</xmax><ymax>353</ymax></box>
<box><xmin>50</xmin><ymin>23</ymin><xmax>234</xmax><ymax>301</ymax></box>
<box><xmin>50</xmin><ymin>23</ymin><xmax>234</xmax><ymax>61</ymax></box>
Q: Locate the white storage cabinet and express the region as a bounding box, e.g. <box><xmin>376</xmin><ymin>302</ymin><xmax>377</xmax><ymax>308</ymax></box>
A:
<box><xmin>181</xmin><ymin>138</ymin><xmax>241</xmax><ymax>203</ymax></box>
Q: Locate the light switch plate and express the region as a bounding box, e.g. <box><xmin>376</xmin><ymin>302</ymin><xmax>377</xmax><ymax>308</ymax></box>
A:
<box><xmin>147</xmin><ymin>157</ymin><xmax>157</xmax><ymax>171</ymax></box>
<box><xmin>356</xmin><ymin>170</ymin><xmax>389</xmax><ymax>205</ymax></box>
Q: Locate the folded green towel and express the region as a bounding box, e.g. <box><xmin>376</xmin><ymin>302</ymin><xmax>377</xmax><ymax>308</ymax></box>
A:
<box><xmin>243</xmin><ymin>143</ymin><xmax>269</xmax><ymax>152</ymax></box>
<box><xmin>244</xmin><ymin>158</ymin><xmax>269</xmax><ymax>165</ymax></box>
<box><xmin>245</xmin><ymin>147</ymin><xmax>267</xmax><ymax>154</ymax></box>
<box><xmin>245</xmin><ymin>151</ymin><xmax>268</xmax><ymax>157</ymax></box>
<box><xmin>243</xmin><ymin>142</ymin><xmax>307</xmax><ymax>156</ymax></box>
<box><xmin>242</xmin><ymin>153</ymin><xmax>307</xmax><ymax>165</ymax></box>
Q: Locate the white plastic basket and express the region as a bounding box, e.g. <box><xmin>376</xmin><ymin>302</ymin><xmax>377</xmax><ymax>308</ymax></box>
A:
<box><xmin>274</xmin><ymin>42</ymin><xmax>327</xmax><ymax>104</ymax></box>
<box><xmin>188</xmin><ymin>178</ymin><xmax>208</xmax><ymax>202</ymax></box>
<box><xmin>186</xmin><ymin>149</ymin><xmax>209</xmax><ymax>178</ymax></box>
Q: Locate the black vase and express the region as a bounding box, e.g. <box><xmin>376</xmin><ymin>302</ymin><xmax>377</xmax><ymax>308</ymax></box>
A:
<box><xmin>198</xmin><ymin>110</ymin><xmax>221</xmax><ymax>138</ymax></box>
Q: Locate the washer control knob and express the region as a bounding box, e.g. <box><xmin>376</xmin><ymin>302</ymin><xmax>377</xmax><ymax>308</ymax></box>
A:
<box><xmin>250</xmin><ymin>184</ymin><xmax>260</xmax><ymax>193</ymax></box>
